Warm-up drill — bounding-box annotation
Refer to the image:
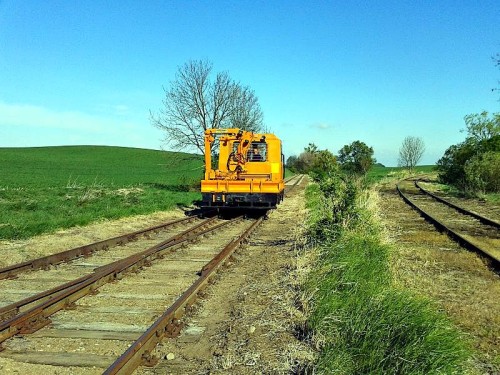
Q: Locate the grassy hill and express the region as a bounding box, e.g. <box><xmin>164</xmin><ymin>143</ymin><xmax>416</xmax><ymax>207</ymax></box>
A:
<box><xmin>0</xmin><ymin>146</ymin><xmax>204</xmax><ymax>239</ymax></box>
<box><xmin>0</xmin><ymin>145</ymin><xmax>204</xmax><ymax>187</ymax></box>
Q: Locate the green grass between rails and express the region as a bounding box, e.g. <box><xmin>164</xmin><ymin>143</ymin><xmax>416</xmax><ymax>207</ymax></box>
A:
<box><xmin>304</xmin><ymin>182</ymin><xmax>471</xmax><ymax>374</ymax></box>
<box><xmin>0</xmin><ymin>146</ymin><xmax>204</xmax><ymax>239</ymax></box>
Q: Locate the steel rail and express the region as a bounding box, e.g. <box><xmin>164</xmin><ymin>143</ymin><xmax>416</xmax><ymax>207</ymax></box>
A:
<box><xmin>104</xmin><ymin>216</ymin><xmax>265</xmax><ymax>375</ymax></box>
<box><xmin>414</xmin><ymin>181</ymin><xmax>500</xmax><ymax>229</ymax></box>
<box><xmin>0</xmin><ymin>216</ymin><xmax>243</xmax><ymax>346</ymax></box>
<box><xmin>292</xmin><ymin>174</ymin><xmax>303</xmax><ymax>187</ymax></box>
<box><xmin>285</xmin><ymin>174</ymin><xmax>303</xmax><ymax>193</ymax></box>
<box><xmin>396</xmin><ymin>183</ymin><xmax>499</xmax><ymax>270</ymax></box>
<box><xmin>0</xmin><ymin>215</ymin><xmax>199</xmax><ymax>280</ymax></box>
<box><xmin>284</xmin><ymin>174</ymin><xmax>301</xmax><ymax>185</ymax></box>
<box><xmin>0</xmin><ymin>216</ymin><xmax>216</xmax><ymax>322</ymax></box>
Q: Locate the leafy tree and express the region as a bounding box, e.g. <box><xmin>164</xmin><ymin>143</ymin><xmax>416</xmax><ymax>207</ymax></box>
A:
<box><xmin>304</xmin><ymin>143</ymin><xmax>319</xmax><ymax>154</ymax></box>
<box><xmin>151</xmin><ymin>60</ymin><xmax>263</xmax><ymax>155</ymax></box>
<box><xmin>464</xmin><ymin>151</ymin><xmax>500</xmax><ymax>192</ymax></box>
<box><xmin>287</xmin><ymin>143</ymin><xmax>338</xmax><ymax>176</ymax></box>
<box><xmin>295</xmin><ymin>150</ymin><xmax>317</xmax><ymax>173</ymax></box>
<box><xmin>286</xmin><ymin>155</ymin><xmax>298</xmax><ymax>171</ymax></box>
<box><xmin>398</xmin><ymin>136</ymin><xmax>425</xmax><ymax>172</ymax></box>
<box><xmin>337</xmin><ymin>141</ymin><xmax>376</xmax><ymax>175</ymax></box>
<box><xmin>437</xmin><ymin>111</ymin><xmax>500</xmax><ymax>192</ymax></box>
<box><xmin>309</xmin><ymin>149</ymin><xmax>338</xmax><ymax>182</ymax></box>
<box><xmin>437</xmin><ymin>142</ymin><xmax>476</xmax><ymax>187</ymax></box>
<box><xmin>287</xmin><ymin>143</ymin><xmax>320</xmax><ymax>173</ymax></box>
<box><xmin>463</xmin><ymin>111</ymin><xmax>500</xmax><ymax>143</ymax></box>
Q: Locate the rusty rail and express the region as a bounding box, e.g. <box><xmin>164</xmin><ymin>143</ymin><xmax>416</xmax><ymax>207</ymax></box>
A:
<box><xmin>104</xmin><ymin>216</ymin><xmax>264</xmax><ymax>374</ymax></box>
<box><xmin>0</xmin><ymin>215</ymin><xmax>198</xmax><ymax>280</ymax></box>
<box><xmin>285</xmin><ymin>174</ymin><xmax>304</xmax><ymax>192</ymax></box>
<box><xmin>397</xmin><ymin>183</ymin><xmax>499</xmax><ymax>270</ymax></box>
<box><xmin>414</xmin><ymin>181</ymin><xmax>500</xmax><ymax>229</ymax></box>
<box><xmin>0</xmin><ymin>216</ymin><xmax>216</xmax><ymax>322</ymax></box>
<box><xmin>0</xmin><ymin>216</ymin><xmax>242</xmax><ymax>345</ymax></box>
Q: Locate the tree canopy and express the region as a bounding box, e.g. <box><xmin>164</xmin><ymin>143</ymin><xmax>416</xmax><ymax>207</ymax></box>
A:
<box><xmin>286</xmin><ymin>143</ymin><xmax>340</xmax><ymax>179</ymax></box>
<box><xmin>437</xmin><ymin>111</ymin><xmax>500</xmax><ymax>192</ymax></box>
<box><xmin>337</xmin><ymin>141</ymin><xmax>376</xmax><ymax>175</ymax></box>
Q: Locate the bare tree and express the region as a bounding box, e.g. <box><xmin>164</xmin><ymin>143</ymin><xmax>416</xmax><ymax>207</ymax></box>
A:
<box><xmin>151</xmin><ymin>60</ymin><xmax>263</xmax><ymax>155</ymax></box>
<box><xmin>230</xmin><ymin>85</ymin><xmax>263</xmax><ymax>132</ymax></box>
<box><xmin>398</xmin><ymin>136</ymin><xmax>425</xmax><ymax>171</ymax></box>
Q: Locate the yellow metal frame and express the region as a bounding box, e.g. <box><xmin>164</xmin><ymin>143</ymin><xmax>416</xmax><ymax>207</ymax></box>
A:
<box><xmin>201</xmin><ymin>128</ymin><xmax>284</xmax><ymax>196</ymax></box>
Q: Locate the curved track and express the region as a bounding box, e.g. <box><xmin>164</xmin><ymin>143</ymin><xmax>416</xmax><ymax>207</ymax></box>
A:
<box><xmin>415</xmin><ymin>181</ymin><xmax>500</xmax><ymax>228</ymax></box>
<box><xmin>397</xmin><ymin>179</ymin><xmax>500</xmax><ymax>271</ymax></box>
<box><xmin>0</xmin><ymin>213</ymin><xmax>265</xmax><ymax>373</ymax></box>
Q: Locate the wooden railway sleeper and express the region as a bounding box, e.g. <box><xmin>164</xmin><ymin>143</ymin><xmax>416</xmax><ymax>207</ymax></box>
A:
<box><xmin>0</xmin><ymin>216</ymin><xmax>241</xmax><ymax>345</ymax></box>
<box><xmin>397</xmin><ymin>183</ymin><xmax>500</xmax><ymax>271</ymax></box>
<box><xmin>104</xmin><ymin>216</ymin><xmax>264</xmax><ymax>375</ymax></box>
<box><xmin>141</xmin><ymin>351</ymin><xmax>159</xmax><ymax>367</ymax></box>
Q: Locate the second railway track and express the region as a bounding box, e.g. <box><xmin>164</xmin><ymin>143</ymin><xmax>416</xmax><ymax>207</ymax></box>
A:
<box><xmin>397</xmin><ymin>179</ymin><xmax>500</xmax><ymax>270</ymax></box>
<box><xmin>0</xmin><ymin>213</ymin><xmax>264</xmax><ymax>374</ymax></box>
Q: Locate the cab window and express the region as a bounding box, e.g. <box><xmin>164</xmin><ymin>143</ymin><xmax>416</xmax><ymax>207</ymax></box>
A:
<box><xmin>247</xmin><ymin>143</ymin><xmax>267</xmax><ymax>162</ymax></box>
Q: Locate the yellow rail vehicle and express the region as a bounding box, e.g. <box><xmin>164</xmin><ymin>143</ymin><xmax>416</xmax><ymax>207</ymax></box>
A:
<box><xmin>201</xmin><ymin>128</ymin><xmax>285</xmax><ymax>209</ymax></box>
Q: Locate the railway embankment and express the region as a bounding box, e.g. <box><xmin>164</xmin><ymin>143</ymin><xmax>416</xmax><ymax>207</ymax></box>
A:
<box><xmin>302</xmin><ymin>172</ymin><xmax>475</xmax><ymax>374</ymax></box>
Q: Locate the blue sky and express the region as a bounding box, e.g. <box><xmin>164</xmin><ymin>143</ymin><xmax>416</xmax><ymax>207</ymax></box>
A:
<box><xmin>0</xmin><ymin>1</ymin><xmax>498</xmax><ymax>166</ymax></box>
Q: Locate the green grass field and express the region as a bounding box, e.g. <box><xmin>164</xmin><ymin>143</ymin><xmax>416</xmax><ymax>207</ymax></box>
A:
<box><xmin>366</xmin><ymin>165</ymin><xmax>436</xmax><ymax>184</ymax></box>
<box><xmin>0</xmin><ymin>146</ymin><xmax>204</xmax><ymax>239</ymax></box>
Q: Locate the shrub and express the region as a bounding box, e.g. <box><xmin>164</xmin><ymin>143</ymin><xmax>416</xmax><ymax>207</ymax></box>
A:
<box><xmin>437</xmin><ymin>112</ymin><xmax>500</xmax><ymax>191</ymax></box>
<box><xmin>464</xmin><ymin>151</ymin><xmax>500</xmax><ymax>193</ymax></box>
<box><xmin>307</xmin><ymin>172</ymin><xmax>359</xmax><ymax>241</ymax></box>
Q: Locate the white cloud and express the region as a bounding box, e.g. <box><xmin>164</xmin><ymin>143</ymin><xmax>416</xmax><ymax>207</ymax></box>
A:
<box><xmin>310</xmin><ymin>122</ymin><xmax>332</xmax><ymax>130</ymax></box>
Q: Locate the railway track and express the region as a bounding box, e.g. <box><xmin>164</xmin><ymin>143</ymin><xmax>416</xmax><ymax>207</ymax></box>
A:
<box><xmin>0</xmin><ymin>213</ymin><xmax>265</xmax><ymax>373</ymax></box>
<box><xmin>0</xmin><ymin>215</ymin><xmax>208</xmax><ymax>321</ymax></box>
<box><xmin>397</xmin><ymin>179</ymin><xmax>500</xmax><ymax>271</ymax></box>
<box><xmin>0</xmin><ymin>215</ymin><xmax>201</xmax><ymax>280</ymax></box>
<box><xmin>284</xmin><ymin>174</ymin><xmax>305</xmax><ymax>193</ymax></box>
